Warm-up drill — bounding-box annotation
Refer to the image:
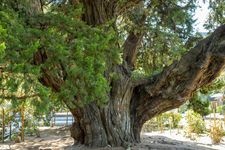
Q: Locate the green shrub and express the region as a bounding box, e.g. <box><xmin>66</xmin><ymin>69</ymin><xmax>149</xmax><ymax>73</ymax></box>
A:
<box><xmin>217</xmin><ymin>105</ymin><xmax>225</xmax><ymax>114</ymax></box>
<box><xmin>142</xmin><ymin>111</ymin><xmax>182</xmax><ymax>132</ymax></box>
<box><xmin>185</xmin><ymin>109</ymin><xmax>206</xmax><ymax>134</ymax></box>
<box><xmin>188</xmin><ymin>92</ymin><xmax>210</xmax><ymax>116</ymax></box>
<box><xmin>24</xmin><ymin>116</ymin><xmax>38</xmax><ymax>136</ymax></box>
<box><xmin>166</xmin><ymin>112</ymin><xmax>182</xmax><ymax>128</ymax></box>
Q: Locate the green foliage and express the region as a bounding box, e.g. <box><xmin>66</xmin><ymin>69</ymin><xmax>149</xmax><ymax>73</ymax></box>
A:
<box><xmin>0</xmin><ymin>0</ymin><xmax>223</xmax><ymax>115</ymax></box>
<box><xmin>0</xmin><ymin>3</ymin><xmax>120</xmax><ymax>109</ymax></box>
<box><xmin>0</xmin><ymin>43</ymin><xmax>5</xmax><ymax>59</ymax></box>
<box><xmin>142</xmin><ymin>112</ymin><xmax>181</xmax><ymax>132</ymax></box>
<box><xmin>178</xmin><ymin>102</ymin><xmax>189</xmax><ymax>113</ymax></box>
<box><xmin>188</xmin><ymin>72</ymin><xmax>225</xmax><ymax>117</ymax></box>
<box><xmin>24</xmin><ymin>115</ymin><xmax>39</xmax><ymax>136</ymax></box>
<box><xmin>201</xmin><ymin>72</ymin><xmax>225</xmax><ymax>94</ymax></box>
<box><xmin>134</xmin><ymin>0</ymin><xmax>197</xmax><ymax>75</ymax></box>
<box><xmin>43</xmin><ymin>12</ymin><xmax>119</xmax><ymax>106</ymax></box>
<box><xmin>0</xmin><ymin>25</ymin><xmax>6</xmax><ymax>59</ymax></box>
<box><xmin>187</xmin><ymin>70</ymin><xmax>225</xmax><ymax>117</ymax></box>
<box><xmin>185</xmin><ymin>110</ymin><xmax>206</xmax><ymax>134</ymax></box>
<box><xmin>205</xmin><ymin>0</ymin><xmax>225</xmax><ymax>31</ymax></box>
<box><xmin>165</xmin><ymin>112</ymin><xmax>182</xmax><ymax>128</ymax></box>
<box><xmin>131</xmin><ymin>67</ymin><xmax>147</xmax><ymax>79</ymax></box>
<box><xmin>217</xmin><ymin>105</ymin><xmax>225</xmax><ymax>114</ymax></box>
<box><xmin>188</xmin><ymin>91</ymin><xmax>210</xmax><ymax>116</ymax></box>
<box><xmin>0</xmin><ymin>8</ymin><xmax>51</xmax><ymax>114</ymax></box>
<box><xmin>115</xmin><ymin>0</ymin><xmax>198</xmax><ymax>75</ymax></box>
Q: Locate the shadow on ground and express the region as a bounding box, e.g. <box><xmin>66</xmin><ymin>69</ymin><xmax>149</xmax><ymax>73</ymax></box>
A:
<box><xmin>1</xmin><ymin>128</ymin><xmax>223</xmax><ymax>150</ymax></box>
<box><xmin>134</xmin><ymin>135</ymin><xmax>216</xmax><ymax>150</ymax></box>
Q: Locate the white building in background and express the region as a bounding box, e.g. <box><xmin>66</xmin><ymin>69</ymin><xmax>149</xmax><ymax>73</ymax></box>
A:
<box><xmin>50</xmin><ymin>112</ymin><xmax>74</xmax><ymax>126</ymax></box>
<box><xmin>209</xmin><ymin>93</ymin><xmax>224</xmax><ymax>104</ymax></box>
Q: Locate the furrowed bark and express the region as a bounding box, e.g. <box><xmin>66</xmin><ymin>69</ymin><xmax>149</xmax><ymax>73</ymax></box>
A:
<box><xmin>122</xmin><ymin>3</ymin><xmax>146</xmax><ymax>70</ymax></box>
<box><xmin>123</xmin><ymin>32</ymin><xmax>143</xmax><ymax>70</ymax></box>
<box><xmin>69</xmin><ymin>65</ymin><xmax>135</xmax><ymax>147</ymax></box>
<box><xmin>23</xmin><ymin>0</ymin><xmax>225</xmax><ymax>148</ymax></box>
<box><xmin>81</xmin><ymin>0</ymin><xmax>116</xmax><ymax>25</ymax></box>
<box><xmin>131</xmin><ymin>25</ymin><xmax>225</xmax><ymax>141</ymax></box>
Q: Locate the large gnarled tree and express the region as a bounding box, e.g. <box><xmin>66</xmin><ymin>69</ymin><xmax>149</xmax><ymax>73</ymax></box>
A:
<box><xmin>1</xmin><ymin>0</ymin><xmax>225</xmax><ymax>147</ymax></box>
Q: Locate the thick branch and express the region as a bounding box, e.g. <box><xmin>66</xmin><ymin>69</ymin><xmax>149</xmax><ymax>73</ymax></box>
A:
<box><xmin>81</xmin><ymin>0</ymin><xmax>144</xmax><ymax>25</ymax></box>
<box><xmin>81</xmin><ymin>0</ymin><xmax>116</xmax><ymax>25</ymax></box>
<box><xmin>123</xmin><ymin>32</ymin><xmax>143</xmax><ymax>70</ymax></box>
<box><xmin>131</xmin><ymin>25</ymin><xmax>225</xmax><ymax>133</ymax></box>
<box><xmin>122</xmin><ymin>12</ymin><xmax>146</xmax><ymax>70</ymax></box>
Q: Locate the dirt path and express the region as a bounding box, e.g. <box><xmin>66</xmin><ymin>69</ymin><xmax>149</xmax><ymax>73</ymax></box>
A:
<box><xmin>0</xmin><ymin>127</ymin><xmax>73</xmax><ymax>150</ymax></box>
<box><xmin>0</xmin><ymin>127</ymin><xmax>224</xmax><ymax>150</ymax></box>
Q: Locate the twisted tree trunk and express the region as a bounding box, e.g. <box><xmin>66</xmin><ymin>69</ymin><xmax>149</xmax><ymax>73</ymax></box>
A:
<box><xmin>27</xmin><ymin>0</ymin><xmax>225</xmax><ymax>147</ymax></box>
<box><xmin>68</xmin><ymin>25</ymin><xmax>225</xmax><ymax>147</ymax></box>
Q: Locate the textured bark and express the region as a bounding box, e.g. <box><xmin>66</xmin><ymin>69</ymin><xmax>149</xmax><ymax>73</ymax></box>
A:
<box><xmin>68</xmin><ymin>25</ymin><xmax>225</xmax><ymax>146</ymax></box>
<box><xmin>81</xmin><ymin>0</ymin><xmax>116</xmax><ymax>25</ymax></box>
<box><xmin>25</xmin><ymin>0</ymin><xmax>225</xmax><ymax>148</ymax></box>
<box><xmin>69</xmin><ymin>65</ymin><xmax>135</xmax><ymax>147</ymax></box>
<box><xmin>131</xmin><ymin>25</ymin><xmax>225</xmax><ymax>141</ymax></box>
<box><xmin>122</xmin><ymin>5</ymin><xmax>146</xmax><ymax>70</ymax></box>
<box><xmin>58</xmin><ymin>23</ymin><xmax>224</xmax><ymax>147</ymax></box>
<box><xmin>123</xmin><ymin>32</ymin><xmax>143</xmax><ymax>70</ymax></box>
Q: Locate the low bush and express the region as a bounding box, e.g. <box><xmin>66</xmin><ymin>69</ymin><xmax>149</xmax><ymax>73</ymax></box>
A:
<box><xmin>142</xmin><ymin>117</ymin><xmax>158</xmax><ymax>132</ymax></box>
<box><xmin>142</xmin><ymin>111</ymin><xmax>182</xmax><ymax>132</ymax></box>
<box><xmin>166</xmin><ymin>112</ymin><xmax>182</xmax><ymax>128</ymax></box>
<box><xmin>210</xmin><ymin>122</ymin><xmax>224</xmax><ymax>144</ymax></box>
<box><xmin>185</xmin><ymin>109</ymin><xmax>206</xmax><ymax>135</ymax></box>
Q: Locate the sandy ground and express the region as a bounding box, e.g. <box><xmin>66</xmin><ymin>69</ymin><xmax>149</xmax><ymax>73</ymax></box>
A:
<box><xmin>0</xmin><ymin>127</ymin><xmax>73</xmax><ymax>150</ymax></box>
<box><xmin>138</xmin><ymin>130</ymin><xmax>225</xmax><ymax>150</ymax></box>
<box><xmin>0</xmin><ymin>127</ymin><xmax>225</xmax><ymax>150</ymax></box>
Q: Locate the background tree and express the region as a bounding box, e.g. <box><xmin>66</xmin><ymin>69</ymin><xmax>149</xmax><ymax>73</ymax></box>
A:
<box><xmin>188</xmin><ymin>71</ymin><xmax>225</xmax><ymax>116</ymax></box>
<box><xmin>205</xmin><ymin>0</ymin><xmax>225</xmax><ymax>32</ymax></box>
<box><xmin>1</xmin><ymin>0</ymin><xmax>225</xmax><ymax>147</ymax></box>
<box><xmin>188</xmin><ymin>91</ymin><xmax>210</xmax><ymax>116</ymax></box>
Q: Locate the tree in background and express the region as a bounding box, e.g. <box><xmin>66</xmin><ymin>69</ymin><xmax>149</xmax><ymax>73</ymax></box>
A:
<box><xmin>188</xmin><ymin>92</ymin><xmax>210</xmax><ymax>116</ymax></box>
<box><xmin>205</xmin><ymin>0</ymin><xmax>225</xmax><ymax>32</ymax></box>
<box><xmin>189</xmin><ymin>71</ymin><xmax>225</xmax><ymax>116</ymax></box>
<box><xmin>1</xmin><ymin>0</ymin><xmax>225</xmax><ymax>147</ymax></box>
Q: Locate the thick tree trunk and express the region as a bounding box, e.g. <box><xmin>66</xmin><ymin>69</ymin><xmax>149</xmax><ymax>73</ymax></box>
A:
<box><xmin>69</xmin><ymin>25</ymin><xmax>225</xmax><ymax>147</ymax></box>
<box><xmin>130</xmin><ymin>25</ymin><xmax>225</xmax><ymax>140</ymax></box>
<box><xmin>69</xmin><ymin>65</ymin><xmax>136</xmax><ymax>147</ymax></box>
<box><xmin>25</xmin><ymin>0</ymin><xmax>225</xmax><ymax>148</ymax></box>
<box><xmin>66</xmin><ymin>2</ymin><xmax>138</xmax><ymax>146</ymax></box>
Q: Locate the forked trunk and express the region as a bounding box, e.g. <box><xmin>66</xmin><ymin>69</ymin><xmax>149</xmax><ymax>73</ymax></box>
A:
<box><xmin>68</xmin><ymin>25</ymin><xmax>225</xmax><ymax>147</ymax></box>
<box><xmin>67</xmin><ymin>2</ymin><xmax>141</xmax><ymax>146</ymax></box>
<box><xmin>25</xmin><ymin>0</ymin><xmax>225</xmax><ymax>148</ymax></box>
<box><xmin>69</xmin><ymin>66</ymin><xmax>138</xmax><ymax>147</ymax></box>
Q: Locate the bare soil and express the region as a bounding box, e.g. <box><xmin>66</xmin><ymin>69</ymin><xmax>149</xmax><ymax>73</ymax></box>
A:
<box><xmin>0</xmin><ymin>127</ymin><xmax>224</xmax><ymax>150</ymax></box>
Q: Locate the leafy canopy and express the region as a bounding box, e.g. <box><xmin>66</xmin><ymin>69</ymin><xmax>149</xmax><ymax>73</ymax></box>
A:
<box><xmin>0</xmin><ymin>2</ymin><xmax>119</xmax><ymax>110</ymax></box>
<box><xmin>0</xmin><ymin>0</ymin><xmax>225</xmax><ymax>111</ymax></box>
